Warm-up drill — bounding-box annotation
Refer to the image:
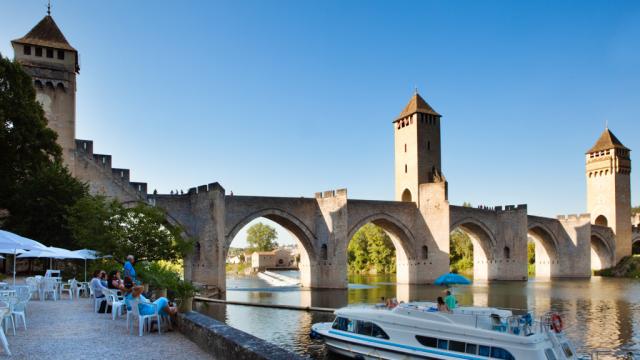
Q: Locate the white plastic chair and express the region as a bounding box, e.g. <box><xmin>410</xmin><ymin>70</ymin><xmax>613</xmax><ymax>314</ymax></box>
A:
<box><xmin>0</xmin><ymin>306</ymin><xmax>11</xmax><ymax>356</ymax></box>
<box><xmin>128</xmin><ymin>297</ymin><xmax>160</xmax><ymax>336</ymax></box>
<box><xmin>61</xmin><ymin>279</ymin><xmax>77</xmax><ymax>300</ymax></box>
<box><xmin>12</xmin><ymin>287</ymin><xmax>31</xmax><ymax>330</ymax></box>
<box><xmin>108</xmin><ymin>290</ymin><xmax>125</xmax><ymax>320</ymax></box>
<box><xmin>25</xmin><ymin>277</ymin><xmax>39</xmax><ymax>300</ymax></box>
<box><xmin>42</xmin><ymin>279</ymin><xmax>58</xmax><ymax>301</ymax></box>
<box><xmin>0</xmin><ymin>295</ymin><xmax>16</xmax><ymax>336</ymax></box>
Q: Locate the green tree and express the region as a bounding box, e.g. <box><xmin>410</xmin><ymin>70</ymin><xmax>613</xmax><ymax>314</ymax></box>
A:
<box><xmin>348</xmin><ymin>224</ymin><xmax>396</xmax><ymax>274</ymax></box>
<box><xmin>246</xmin><ymin>222</ymin><xmax>278</xmax><ymax>252</ymax></box>
<box><xmin>0</xmin><ymin>54</ymin><xmax>61</xmax><ymax>203</ymax></box>
<box><xmin>4</xmin><ymin>161</ymin><xmax>87</xmax><ymax>249</ymax></box>
<box><xmin>69</xmin><ymin>199</ymin><xmax>191</xmax><ymax>263</ymax></box>
<box><xmin>450</xmin><ymin>229</ymin><xmax>473</xmax><ymax>273</ymax></box>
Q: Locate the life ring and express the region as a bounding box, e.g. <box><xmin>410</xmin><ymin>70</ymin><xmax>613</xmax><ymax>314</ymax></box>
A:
<box><xmin>551</xmin><ymin>313</ymin><xmax>563</xmax><ymax>333</ymax></box>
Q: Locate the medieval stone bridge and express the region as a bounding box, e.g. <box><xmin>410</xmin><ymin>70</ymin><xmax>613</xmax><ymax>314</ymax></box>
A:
<box><xmin>145</xmin><ymin>181</ymin><xmax>618</xmax><ymax>292</ymax></box>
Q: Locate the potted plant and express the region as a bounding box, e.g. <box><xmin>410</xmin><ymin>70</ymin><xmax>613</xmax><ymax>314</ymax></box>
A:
<box><xmin>173</xmin><ymin>279</ymin><xmax>197</xmax><ymax>312</ymax></box>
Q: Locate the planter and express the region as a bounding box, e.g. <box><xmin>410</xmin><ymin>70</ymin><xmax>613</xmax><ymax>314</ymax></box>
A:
<box><xmin>179</xmin><ymin>297</ymin><xmax>193</xmax><ymax>312</ymax></box>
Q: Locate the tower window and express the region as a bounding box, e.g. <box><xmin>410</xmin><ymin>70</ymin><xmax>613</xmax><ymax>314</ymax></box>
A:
<box><xmin>404</xmin><ymin>144</ymin><xmax>407</xmax><ymax>152</ymax></box>
<box><xmin>57</xmin><ymin>50</ymin><xmax>65</xmax><ymax>60</ymax></box>
<box><xmin>405</xmin><ymin>164</ymin><xmax>407</xmax><ymax>173</ymax></box>
<box><xmin>427</xmin><ymin>141</ymin><xmax>431</xmax><ymax>150</ymax></box>
<box><xmin>23</xmin><ymin>45</ymin><xmax>31</xmax><ymax>55</ymax></box>
<box><xmin>35</xmin><ymin>47</ymin><xmax>42</xmax><ymax>57</ymax></box>
<box><xmin>46</xmin><ymin>48</ymin><xmax>54</xmax><ymax>58</ymax></box>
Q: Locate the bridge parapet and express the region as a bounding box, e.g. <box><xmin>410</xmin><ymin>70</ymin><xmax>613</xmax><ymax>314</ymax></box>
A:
<box><xmin>315</xmin><ymin>188</ymin><xmax>347</xmax><ymax>199</ymax></box>
<box><xmin>187</xmin><ymin>182</ymin><xmax>225</xmax><ymax>195</ymax></box>
<box><xmin>556</xmin><ymin>213</ymin><xmax>592</xmax><ymax>222</ymax></box>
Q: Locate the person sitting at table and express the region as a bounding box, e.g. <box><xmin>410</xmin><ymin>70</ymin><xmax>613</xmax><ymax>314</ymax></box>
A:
<box><xmin>107</xmin><ymin>270</ymin><xmax>124</xmax><ymax>290</ymax></box>
<box><xmin>125</xmin><ymin>284</ymin><xmax>178</xmax><ymax>331</ymax></box>
<box><xmin>90</xmin><ymin>270</ymin><xmax>110</xmax><ymax>313</ymax></box>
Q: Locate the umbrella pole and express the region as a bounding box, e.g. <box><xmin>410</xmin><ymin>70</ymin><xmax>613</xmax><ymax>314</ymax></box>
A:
<box><xmin>13</xmin><ymin>250</ymin><xmax>16</xmax><ymax>285</ymax></box>
<box><xmin>84</xmin><ymin>259</ymin><xmax>87</xmax><ymax>282</ymax></box>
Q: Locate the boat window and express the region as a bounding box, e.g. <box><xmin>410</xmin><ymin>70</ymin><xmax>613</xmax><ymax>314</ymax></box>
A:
<box><xmin>491</xmin><ymin>347</ymin><xmax>515</xmax><ymax>360</ymax></box>
<box><xmin>356</xmin><ymin>321</ymin><xmax>373</xmax><ymax>336</ymax></box>
<box><xmin>449</xmin><ymin>340</ymin><xmax>466</xmax><ymax>353</ymax></box>
<box><xmin>465</xmin><ymin>343</ymin><xmax>477</xmax><ymax>354</ymax></box>
<box><xmin>479</xmin><ymin>345</ymin><xmax>491</xmax><ymax>357</ymax></box>
<box><xmin>437</xmin><ymin>339</ymin><xmax>448</xmax><ymax>350</ymax></box>
<box><xmin>332</xmin><ymin>317</ymin><xmax>349</xmax><ymax>331</ymax></box>
<box><xmin>347</xmin><ymin>319</ymin><xmax>355</xmax><ymax>332</ymax></box>
<box><xmin>545</xmin><ymin>348</ymin><xmax>557</xmax><ymax>360</ymax></box>
<box><xmin>561</xmin><ymin>343</ymin><xmax>574</xmax><ymax>358</ymax></box>
<box><xmin>371</xmin><ymin>323</ymin><xmax>389</xmax><ymax>339</ymax></box>
<box><xmin>415</xmin><ymin>336</ymin><xmax>438</xmax><ymax>348</ymax></box>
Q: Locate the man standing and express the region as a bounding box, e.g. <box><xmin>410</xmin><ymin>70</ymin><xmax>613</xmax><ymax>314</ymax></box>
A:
<box><xmin>124</xmin><ymin>255</ymin><xmax>137</xmax><ymax>283</ymax></box>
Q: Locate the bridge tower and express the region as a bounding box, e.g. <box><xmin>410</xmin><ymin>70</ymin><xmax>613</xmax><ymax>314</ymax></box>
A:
<box><xmin>11</xmin><ymin>13</ymin><xmax>79</xmax><ymax>174</ymax></box>
<box><xmin>586</xmin><ymin>127</ymin><xmax>632</xmax><ymax>263</ymax></box>
<box><xmin>393</xmin><ymin>91</ymin><xmax>444</xmax><ymax>204</ymax></box>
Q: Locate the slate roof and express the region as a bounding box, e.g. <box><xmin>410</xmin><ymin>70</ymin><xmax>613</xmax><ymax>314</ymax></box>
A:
<box><xmin>587</xmin><ymin>128</ymin><xmax>629</xmax><ymax>154</ymax></box>
<box><xmin>396</xmin><ymin>93</ymin><xmax>440</xmax><ymax>121</ymax></box>
<box><xmin>12</xmin><ymin>15</ymin><xmax>76</xmax><ymax>51</ymax></box>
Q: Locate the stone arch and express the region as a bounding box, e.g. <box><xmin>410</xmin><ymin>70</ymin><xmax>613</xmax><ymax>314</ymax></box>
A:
<box><xmin>225</xmin><ymin>208</ymin><xmax>318</xmax><ymax>287</ymax></box>
<box><xmin>632</xmin><ymin>233</ymin><xmax>640</xmax><ymax>254</ymax></box>
<box><xmin>591</xmin><ymin>233</ymin><xmax>613</xmax><ymax>271</ymax></box>
<box><xmin>225</xmin><ymin>208</ymin><xmax>316</xmax><ymax>259</ymax></box>
<box><xmin>595</xmin><ymin>215</ymin><xmax>608</xmax><ymax>227</ymax></box>
<box><xmin>527</xmin><ymin>223</ymin><xmax>560</xmax><ymax>279</ymax></box>
<box><xmin>347</xmin><ymin>212</ymin><xmax>417</xmax><ymax>283</ymax></box>
<box><xmin>450</xmin><ymin>217</ymin><xmax>496</xmax><ymax>280</ymax></box>
<box><xmin>401</xmin><ymin>189</ymin><xmax>412</xmax><ymax>202</ymax></box>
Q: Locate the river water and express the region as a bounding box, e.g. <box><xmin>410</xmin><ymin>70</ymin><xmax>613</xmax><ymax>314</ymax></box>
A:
<box><xmin>194</xmin><ymin>273</ymin><xmax>640</xmax><ymax>359</ymax></box>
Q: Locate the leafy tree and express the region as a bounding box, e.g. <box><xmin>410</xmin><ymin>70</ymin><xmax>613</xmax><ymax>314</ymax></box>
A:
<box><xmin>348</xmin><ymin>224</ymin><xmax>396</xmax><ymax>274</ymax></box>
<box><xmin>4</xmin><ymin>161</ymin><xmax>87</xmax><ymax>248</ymax></box>
<box><xmin>69</xmin><ymin>199</ymin><xmax>191</xmax><ymax>263</ymax></box>
<box><xmin>632</xmin><ymin>206</ymin><xmax>640</xmax><ymax>215</ymax></box>
<box><xmin>450</xmin><ymin>229</ymin><xmax>473</xmax><ymax>273</ymax></box>
<box><xmin>246</xmin><ymin>222</ymin><xmax>278</xmax><ymax>252</ymax></box>
<box><xmin>528</xmin><ymin>241</ymin><xmax>536</xmax><ymax>265</ymax></box>
<box><xmin>0</xmin><ymin>54</ymin><xmax>62</xmax><ymax>204</ymax></box>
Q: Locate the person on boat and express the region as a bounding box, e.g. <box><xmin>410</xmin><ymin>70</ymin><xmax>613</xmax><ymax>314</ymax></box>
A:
<box><xmin>445</xmin><ymin>290</ymin><xmax>457</xmax><ymax>310</ymax></box>
<box><xmin>437</xmin><ymin>296</ymin><xmax>450</xmax><ymax>312</ymax></box>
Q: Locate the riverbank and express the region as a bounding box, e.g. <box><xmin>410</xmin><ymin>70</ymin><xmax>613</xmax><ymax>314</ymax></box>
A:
<box><xmin>595</xmin><ymin>255</ymin><xmax>640</xmax><ymax>278</ymax></box>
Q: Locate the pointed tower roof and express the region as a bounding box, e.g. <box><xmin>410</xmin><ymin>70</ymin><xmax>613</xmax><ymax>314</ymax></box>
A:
<box><xmin>396</xmin><ymin>92</ymin><xmax>440</xmax><ymax>121</ymax></box>
<box><xmin>587</xmin><ymin>128</ymin><xmax>629</xmax><ymax>154</ymax></box>
<box><xmin>12</xmin><ymin>15</ymin><xmax>76</xmax><ymax>51</ymax></box>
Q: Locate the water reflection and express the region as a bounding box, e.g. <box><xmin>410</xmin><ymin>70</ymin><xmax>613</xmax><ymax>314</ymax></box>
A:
<box><xmin>195</xmin><ymin>273</ymin><xmax>640</xmax><ymax>358</ymax></box>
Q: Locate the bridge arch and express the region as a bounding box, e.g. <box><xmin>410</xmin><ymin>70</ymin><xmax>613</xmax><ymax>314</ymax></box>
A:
<box><xmin>633</xmin><ymin>232</ymin><xmax>640</xmax><ymax>254</ymax></box>
<box><xmin>590</xmin><ymin>233</ymin><xmax>614</xmax><ymax>271</ymax></box>
<box><xmin>527</xmin><ymin>223</ymin><xmax>559</xmax><ymax>279</ymax></box>
<box><xmin>225</xmin><ymin>208</ymin><xmax>317</xmax><ymax>287</ymax></box>
<box><xmin>347</xmin><ymin>212</ymin><xmax>417</xmax><ymax>283</ymax></box>
<box><xmin>450</xmin><ymin>217</ymin><xmax>496</xmax><ymax>280</ymax></box>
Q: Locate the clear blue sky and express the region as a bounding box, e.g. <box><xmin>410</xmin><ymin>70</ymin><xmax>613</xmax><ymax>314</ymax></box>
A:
<box><xmin>1</xmin><ymin>1</ymin><xmax>639</xmax><ymax>247</ymax></box>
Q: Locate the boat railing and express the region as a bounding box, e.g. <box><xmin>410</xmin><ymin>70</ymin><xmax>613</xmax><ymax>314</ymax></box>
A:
<box><xmin>588</xmin><ymin>349</ymin><xmax>635</xmax><ymax>360</ymax></box>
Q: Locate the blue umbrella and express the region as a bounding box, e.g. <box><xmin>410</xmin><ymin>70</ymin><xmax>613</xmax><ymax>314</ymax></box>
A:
<box><xmin>434</xmin><ymin>272</ymin><xmax>471</xmax><ymax>286</ymax></box>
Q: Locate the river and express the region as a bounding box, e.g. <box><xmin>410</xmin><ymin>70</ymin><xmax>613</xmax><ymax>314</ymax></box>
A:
<box><xmin>194</xmin><ymin>272</ymin><xmax>640</xmax><ymax>358</ymax></box>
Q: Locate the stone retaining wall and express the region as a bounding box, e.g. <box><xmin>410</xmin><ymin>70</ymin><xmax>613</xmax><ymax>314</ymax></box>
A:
<box><xmin>177</xmin><ymin>311</ymin><xmax>306</xmax><ymax>360</ymax></box>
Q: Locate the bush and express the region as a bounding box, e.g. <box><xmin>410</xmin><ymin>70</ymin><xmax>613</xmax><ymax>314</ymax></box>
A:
<box><xmin>137</xmin><ymin>261</ymin><xmax>180</xmax><ymax>290</ymax></box>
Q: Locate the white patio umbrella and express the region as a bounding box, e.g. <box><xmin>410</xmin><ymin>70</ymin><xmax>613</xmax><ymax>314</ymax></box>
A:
<box><xmin>0</xmin><ymin>230</ymin><xmax>48</xmax><ymax>284</ymax></box>
<box><xmin>70</xmin><ymin>249</ymin><xmax>100</xmax><ymax>282</ymax></box>
<box><xmin>18</xmin><ymin>246</ymin><xmax>85</xmax><ymax>276</ymax></box>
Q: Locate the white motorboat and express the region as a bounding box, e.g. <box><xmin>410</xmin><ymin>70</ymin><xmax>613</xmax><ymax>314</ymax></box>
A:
<box><xmin>311</xmin><ymin>301</ymin><xmax>578</xmax><ymax>360</ymax></box>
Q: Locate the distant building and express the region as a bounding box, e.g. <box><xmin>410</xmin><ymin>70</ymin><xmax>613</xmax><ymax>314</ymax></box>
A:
<box><xmin>251</xmin><ymin>248</ymin><xmax>295</xmax><ymax>270</ymax></box>
<box><xmin>226</xmin><ymin>255</ymin><xmax>242</xmax><ymax>264</ymax></box>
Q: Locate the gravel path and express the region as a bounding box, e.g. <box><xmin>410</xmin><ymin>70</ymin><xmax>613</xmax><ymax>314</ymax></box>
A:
<box><xmin>3</xmin><ymin>294</ymin><xmax>214</xmax><ymax>359</ymax></box>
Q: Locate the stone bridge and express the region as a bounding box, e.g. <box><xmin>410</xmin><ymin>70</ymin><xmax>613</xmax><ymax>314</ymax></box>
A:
<box><xmin>150</xmin><ymin>182</ymin><xmax>452</xmax><ymax>291</ymax></box>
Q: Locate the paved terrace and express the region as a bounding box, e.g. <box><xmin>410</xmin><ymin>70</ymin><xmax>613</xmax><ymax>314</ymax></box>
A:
<box><xmin>5</xmin><ymin>295</ymin><xmax>213</xmax><ymax>359</ymax></box>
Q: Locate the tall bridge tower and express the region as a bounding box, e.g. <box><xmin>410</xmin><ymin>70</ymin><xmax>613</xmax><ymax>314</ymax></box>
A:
<box><xmin>393</xmin><ymin>91</ymin><xmax>444</xmax><ymax>204</ymax></box>
<box><xmin>11</xmin><ymin>14</ymin><xmax>79</xmax><ymax>174</ymax></box>
<box><xmin>586</xmin><ymin>128</ymin><xmax>632</xmax><ymax>262</ymax></box>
